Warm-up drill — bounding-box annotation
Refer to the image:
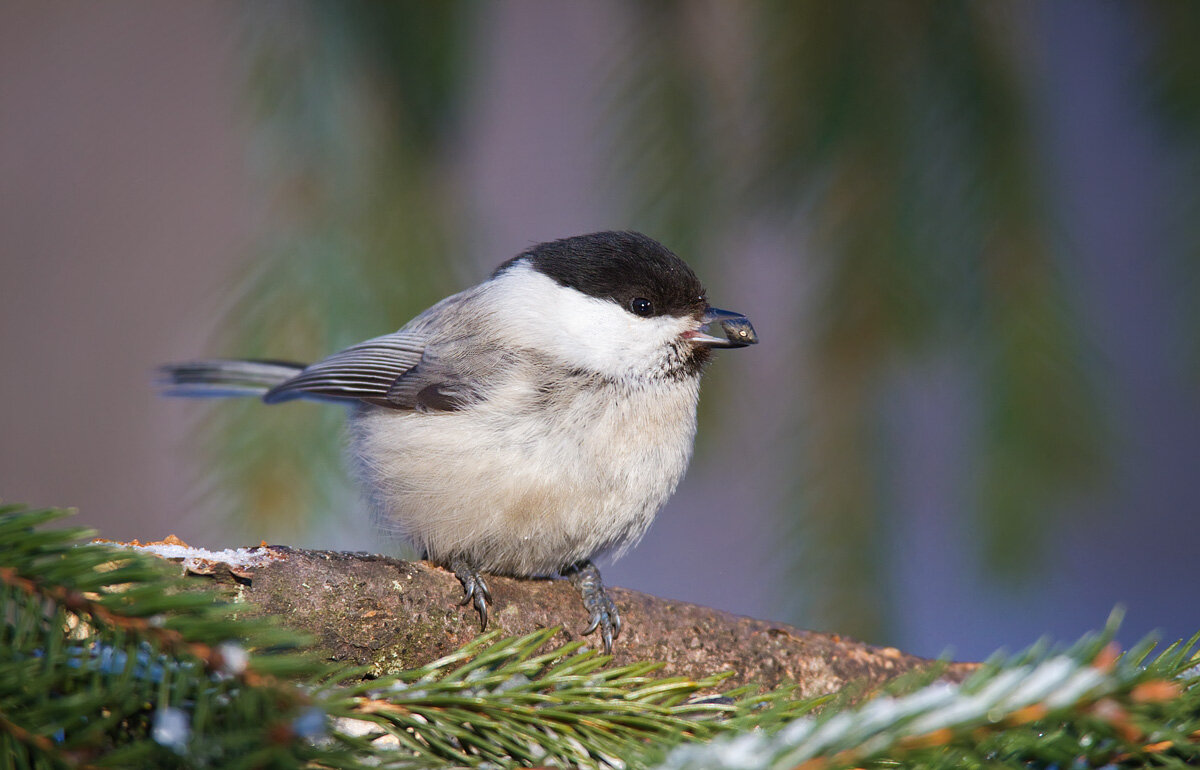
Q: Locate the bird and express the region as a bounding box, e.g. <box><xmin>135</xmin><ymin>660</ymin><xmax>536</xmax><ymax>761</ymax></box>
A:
<box><xmin>159</xmin><ymin>231</ymin><xmax>758</xmax><ymax>653</ymax></box>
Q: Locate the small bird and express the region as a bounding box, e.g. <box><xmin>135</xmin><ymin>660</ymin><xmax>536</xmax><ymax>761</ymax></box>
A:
<box><xmin>160</xmin><ymin>231</ymin><xmax>757</xmax><ymax>652</ymax></box>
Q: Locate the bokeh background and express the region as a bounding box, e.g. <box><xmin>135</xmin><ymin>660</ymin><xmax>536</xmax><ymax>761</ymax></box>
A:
<box><xmin>3</xmin><ymin>2</ymin><xmax>1198</xmax><ymax>662</ymax></box>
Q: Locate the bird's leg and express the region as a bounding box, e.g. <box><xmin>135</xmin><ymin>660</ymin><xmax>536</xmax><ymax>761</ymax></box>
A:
<box><xmin>449</xmin><ymin>557</ymin><xmax>492</xmax><ymax>630</ymax></box>
<box><xmin>565</xmin><ymin>560</ymin><xmax>621</xmax><ymax>654</ymax></box>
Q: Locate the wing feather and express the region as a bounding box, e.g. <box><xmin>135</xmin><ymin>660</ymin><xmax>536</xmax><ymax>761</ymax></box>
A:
<box><xmin>260</xmin><ymin>287</ymin><xmax>513</xmax><ymax>410</ymax></box>
<box><xmin>263</xmin><ymin>331</ymin><xmax>427</xmax><ymax>405</ymax></box>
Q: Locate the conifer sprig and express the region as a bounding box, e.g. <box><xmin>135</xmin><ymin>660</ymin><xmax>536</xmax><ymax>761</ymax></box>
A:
<box><xmin>0</xmin><ymin>504</ymin><xmax>819</xmax><ymax>768</ymax></box>
<box><xmin>0</xmin><ymin>504</ymin><xmax>333</xmax><ymax>768</ymax></box>
<box><xmin>324</xmin><ymin>628</ymin><xmax>823</xmax><ymax>767</ymax></box>
<box><xmin>5</xmin><ymin>503</ymin><xmax>1198</xmax><ymax>769</ymax></box>
<box><xmin>654</xmin><ymin>616</ymin><xmax>1200</xmax><ymax>769</ymax></box>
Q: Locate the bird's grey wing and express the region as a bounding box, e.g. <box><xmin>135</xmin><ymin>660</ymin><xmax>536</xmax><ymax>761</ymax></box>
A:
<box><xmin>263</xmin><ymin>330</ymin><xmax>428</xmax><ymax>406</ymax></box>
<box><xmin>384</xmin><ymin>339</ymin><xmax>515</xmax><ymax>413</ymax></box>
<box><xmin>263</xmin><ymin>289</ymin><xmax>513</xmax><ymax>411</ymax></box>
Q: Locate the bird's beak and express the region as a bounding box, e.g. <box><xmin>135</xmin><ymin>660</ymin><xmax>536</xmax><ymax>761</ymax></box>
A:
<box><xmin>683</xmin><ymin>306</ymin><xmax>759</xmax><ymax>349</ymax></box>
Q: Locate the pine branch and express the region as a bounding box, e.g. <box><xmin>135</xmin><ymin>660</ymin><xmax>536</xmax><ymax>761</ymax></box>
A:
<box><xmin>0</xmin><ymin>504</ymin><xmax>336</xmax><ymax>768</ymax></box>
<box><xmin>0</xmin><ymin>504</ymin><xmax>821</xmax><ymax>768</ymax></box>
<box><xmin>7</xmin><ymin>503</ymin><xmax>1198</xmax><ymax>769</ymax></box>
<box><xmin>654</xmin><ymin>616</ymin><xmax>1200</xmax><ymax>769</ymax></box>
<box><xmin>131</xmin><ymin>540</ymin><xmax>976</xmax><ymax>695</ymax></box>
<box><xmin>321</xmin><ymin>628</ymin><xmax>824</xmax><ymax>767</ymax></box>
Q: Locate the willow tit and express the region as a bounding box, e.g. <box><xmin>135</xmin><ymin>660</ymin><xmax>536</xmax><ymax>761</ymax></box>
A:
<box><xmin>160</xmin><ymin>231</ymin><xmax>757</xmax><ymax>652</ymax></box>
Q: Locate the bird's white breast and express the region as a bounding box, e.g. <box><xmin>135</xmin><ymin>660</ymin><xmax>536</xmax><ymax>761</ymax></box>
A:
<box><xmin>347</xmin><ymin>372</ymin><xmax>701</xmax><ymax>576</ymax></box>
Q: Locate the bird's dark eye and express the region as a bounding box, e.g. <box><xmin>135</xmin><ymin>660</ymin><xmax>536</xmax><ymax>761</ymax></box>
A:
<box><xmin>630</xmin><ymin>297</ymin><xmax>654</xmax><ymax>317</ymax></box>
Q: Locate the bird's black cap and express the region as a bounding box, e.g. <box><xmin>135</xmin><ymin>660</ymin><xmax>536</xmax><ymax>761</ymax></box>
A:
<box><xmin>496</xmin><ymin>231</ymin><xmax>708</xmax><ymax>320</ymax></box>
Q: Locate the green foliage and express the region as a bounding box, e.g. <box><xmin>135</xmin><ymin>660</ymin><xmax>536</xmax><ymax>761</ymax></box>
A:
<box><xmin>3</xmin><ymin>504</ymin><xmax>1199</xmax><ymax>768</ymax></box>
<box><xmin>326</xmin><ymin>630</ymin><xmax>823</xmax><ymax>768</ymax></box>
<box><xmin>0</xmin><ymin>504</ymin><xmax>821</xmax><ymax>768</ymax></box>
<box><xmin>656</xmin><ymin>615</ymin><xmax>1200</xmax><ymax>769</ymax></box>
<box><xmin>0</xmin><ymin>504</ymin><xmax>332</xmax><ymax>768</ymax></box>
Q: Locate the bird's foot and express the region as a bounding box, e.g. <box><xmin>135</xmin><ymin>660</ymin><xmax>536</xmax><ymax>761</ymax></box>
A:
<box><xmin>450</xmin><ymin>558</ymin><xmax>492</xmax><ymax>630</ymax></box>
<box><xmin>566</xmin><ymin>560</ymin><xmax>621</xmax><ymax>654</ymax></box>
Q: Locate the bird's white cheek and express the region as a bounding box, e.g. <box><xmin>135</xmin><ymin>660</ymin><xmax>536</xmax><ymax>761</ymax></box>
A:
<box><xmin>557</xmin><ymin>310</ymin><xmax>688</xmax><ymax>378</ymax></box>
<box><xmin>490</xmin><ymin>265</ymin><xmax>689</xmax><ymax>379</ymax></box>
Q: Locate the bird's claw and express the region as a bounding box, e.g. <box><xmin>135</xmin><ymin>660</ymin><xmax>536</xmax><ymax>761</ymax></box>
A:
<box><xmin>451</xmin><ymin>560</ymin><xmax>492</xmax><ymax>630</ymax></box>
<box><xmin>583</xmin><ymin>602</ymin><xmax>621</xmax><ymax>654</ymax></box>
<box><xmin>568</xmin><ymin>560</ymin><xmax>621</xmax><ymax>654</ymax></box>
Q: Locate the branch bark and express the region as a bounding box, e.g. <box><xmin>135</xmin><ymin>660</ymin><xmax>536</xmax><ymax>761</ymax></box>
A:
<box><xmin>169</xmin><ymin>545</ymin><xmax>975</xmax><ymax>696</ymax></box>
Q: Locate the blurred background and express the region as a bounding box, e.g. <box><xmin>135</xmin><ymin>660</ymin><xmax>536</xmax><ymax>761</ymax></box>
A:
<box><xmin>2</xmin><ymin>1</ymin><xmax>1199</xmax><ymax>661</ymax></box>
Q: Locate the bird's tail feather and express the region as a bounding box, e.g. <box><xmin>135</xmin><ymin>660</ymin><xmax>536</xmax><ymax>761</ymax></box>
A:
<box><xmin>157</xmin><ymin>359</ymin><xmax>305</xmax><ymax>399</ymax></box>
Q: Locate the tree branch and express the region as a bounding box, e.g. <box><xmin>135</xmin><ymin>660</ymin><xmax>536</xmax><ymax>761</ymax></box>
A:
<box><xmin>158</xmin><ymin>544</ymin><xmax>975</xmax><ymax>695</ymax></box>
